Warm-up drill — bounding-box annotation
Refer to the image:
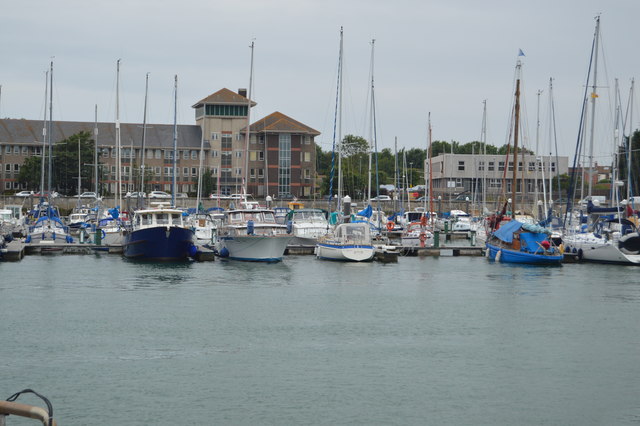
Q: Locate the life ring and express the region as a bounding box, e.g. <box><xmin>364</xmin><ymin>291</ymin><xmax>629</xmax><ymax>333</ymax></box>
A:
<box><xmin>386</xmin><ymin>221</ymin><xmax>395</xmax><ymax>231</ymax></box>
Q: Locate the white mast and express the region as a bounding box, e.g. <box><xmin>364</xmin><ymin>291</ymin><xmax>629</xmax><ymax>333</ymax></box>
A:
<box><xmin>336</xmin><ymin>28</ymin><xmax>344</xmax><ymax>210</ymax></box>
<box><xmin>115</xmin><ymin>59</ymin><xmax>122</xmax><ymax>210</ymax></box>
<box><xmin>627</xmin><ymin>78</ymin><xmax>635</xmax><ymax>200</ymax></box>
<box><xmin>587</xmin><ymin>15</ymin><xmax>600</xmax><ymax>197</ymax></box>
<box><xmin>140</xmin><ymin>73</ymin><xmax>149</xmax><ymax>200</ymax></box>
<box><xmin>535</xmin><ymin>89</ymin><xmax>543</xmax><ymax>213</ymax></box>
<box><xmin>94</xmin><ymin>105</ymin><xmax>99</xmax><ymax>195</ymax></box>
<box><xmin>366</xmin><ymin>39</ymin><xmax>375</xmax><ymax>203</ymax></box>
<box><xmin>243</xmin><ymin>41</ymin><xmax>254</xmax><ymax>201</ymax></box>
<box><xmin>172</xmin><ymin>75</ymin><xmax>178</xmax><ymax>208</ymax></box>
<box><xmin>480</xmin><ymin>100</ymin><xmax>487</xmax><ymax>214</ymax></box>
<box><xmin>47</xmin><ymin>60</ymin><xmax>53</xmax><ymax>198</ymax></box>
<box><xmin>40</xmin><ymin>69</ymin><xmax>48</xmax><ymax>198</ymax></box>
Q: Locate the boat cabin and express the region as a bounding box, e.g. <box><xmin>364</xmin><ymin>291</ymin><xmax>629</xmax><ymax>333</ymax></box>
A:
<box><xmin>133</xmin><ymin>209</ymin><xmax>185</xmax><ymax>229</ymax></box>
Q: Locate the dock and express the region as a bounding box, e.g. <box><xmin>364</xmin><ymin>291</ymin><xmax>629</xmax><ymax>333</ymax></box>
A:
<box><xmin>401</xmin><ymin>245</ymin><xmax>485</xmax><ymax>257</ymax></box>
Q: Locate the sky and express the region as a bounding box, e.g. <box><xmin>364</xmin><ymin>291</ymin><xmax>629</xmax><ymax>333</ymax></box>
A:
<box><xmin>2</xmin><ymin>0</ymin><xmax>638</xmax><ymax>164</ymax></box>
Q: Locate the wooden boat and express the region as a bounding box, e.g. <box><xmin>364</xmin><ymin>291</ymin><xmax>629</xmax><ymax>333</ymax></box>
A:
<box><xmin>485</xmin><ymin>219</ymin><xmax>562</xmax><ymax>264</ymax></box>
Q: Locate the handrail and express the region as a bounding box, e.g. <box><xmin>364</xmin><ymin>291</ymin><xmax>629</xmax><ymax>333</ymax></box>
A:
<box><xmin>0</xmin><ymin>400</ymin><xmax>56</xmax><ymax>426</ymax></box>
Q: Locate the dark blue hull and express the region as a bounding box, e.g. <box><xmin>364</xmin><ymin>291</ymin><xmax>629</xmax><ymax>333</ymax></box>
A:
<box><xmin>486</xmin><ymin>242</ymin><xmax>563</xmax><ymax>265</ymax></box>
<box><xmin>123</xmin><ymin>226</ymin><xmax>195</xmax><ymax>261</ymax></box>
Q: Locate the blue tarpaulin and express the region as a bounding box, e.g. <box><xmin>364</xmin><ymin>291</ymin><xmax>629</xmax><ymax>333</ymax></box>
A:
<box><xmin>357</xmin><ymin>205</ymin><xmax>373</xmax><ymax>218</ymax></box>
<box><xmin>492</xmin><ymin>220</ymin><xmax>523</xmax><ymax>243</ymax></box>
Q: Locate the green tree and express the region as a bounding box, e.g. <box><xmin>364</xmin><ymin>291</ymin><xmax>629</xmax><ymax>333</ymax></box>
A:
<box><xmin>17</xmin><ymin>156</ymin><xmax>43</xmax><ymax>190</ymax></box>
<box><xmin>51</xmin><ymin>131</ymin><xmax>97</xmax><ymax>195</ymax></box>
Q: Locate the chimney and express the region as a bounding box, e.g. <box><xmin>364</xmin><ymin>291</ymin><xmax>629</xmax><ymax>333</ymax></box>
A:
<box><xmin>238</xmin><ymin>88</ymin><xmax>247</xmax><ymax>98</ymax></box>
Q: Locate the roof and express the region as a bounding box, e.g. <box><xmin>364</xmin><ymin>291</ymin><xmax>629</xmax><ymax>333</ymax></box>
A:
<box><xmin>0</xmin><ymin>118</ymin><xmax>205</xmax><ymax>149</ymax></box>
<box><xmin>249</xmin><ymin>111</ymin><xmax>320</xmax><ymax>136</ymax></box>
<box><xmin>192</xmin><ymin>88</ymin><xmax>256</xmax><ymax>108</ymax></box>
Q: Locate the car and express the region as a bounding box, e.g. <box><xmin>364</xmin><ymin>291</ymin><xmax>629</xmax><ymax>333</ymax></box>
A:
<box><xmin>209</xmin><ymin>193</ymin><xmax>231</xmax><ymax>199</ymax></box>
<box><xmin>79</xmin><ymin>192</ymin><xmax>98</xmax><ymax>198</ymax></box>
<box><xmin>277</xmin><ymin>193</ymin><xmax>296</xmax><ymax>200</ymax></box>
<box><xmin>229</xmin><ymin>193</ymin><xmax>251</xmax><ymax>200</ymax></box>
<box><xmin>175</xmin><ymin>193</ymin><xmax>188</xmax><ymax>198</ymax></box>
<box><xmin>126</xmin><ymin>192</ymin><xmax>147</xmax><ymax>198</ymax></box>
<box><xmin>370</xmin><ymin>195</ymin><xmax>391</xmax><ymax>201</ymax></box>
<box><xmin>148</xmin><ymin>191</ymin><xmax>171</xmax><ymax>199</ymax></box>
<box><xmin>15</xmin><ymin>190</ymin><xmax>34</xmax><ymax>197</ymax></box>
<box><xmin>33</xmin><ymin>191</ymin><xmax>59</xmax><ymax>198</ymax></box>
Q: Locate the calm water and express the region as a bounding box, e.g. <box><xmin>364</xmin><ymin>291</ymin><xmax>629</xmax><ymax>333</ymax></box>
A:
<box><xmin>2</xmin><ymin>254</ymin><xmax>640</xmax><ymax>425</ymax></box>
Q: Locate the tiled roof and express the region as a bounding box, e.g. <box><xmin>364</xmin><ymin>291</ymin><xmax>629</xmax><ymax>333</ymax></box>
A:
<box><xmin>249</xmin><ymin>111</ymin><xmax>320</xmax><ymax>136</ymax></box>
<box><xmin>192</xmin><ymin>88</ymin><xmax>256</xmax><ymax>108</ymax></box>
<box><xmin>0</xmin><ymin>119</ymin><xmax>205</xmax><ymax>149</ymax></box>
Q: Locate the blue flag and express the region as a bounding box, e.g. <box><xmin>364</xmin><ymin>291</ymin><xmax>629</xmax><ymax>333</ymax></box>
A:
<box><xmin>518</xmin><ymin>49</ymin><xmax>525</xmax><ymax>57</ymax></box>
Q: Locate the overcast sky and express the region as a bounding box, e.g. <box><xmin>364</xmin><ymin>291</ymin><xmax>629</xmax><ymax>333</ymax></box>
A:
<box><xmin>2</xmin><ymin>0</ymin><xmax>638</xmax><ymax>163</ymax></box>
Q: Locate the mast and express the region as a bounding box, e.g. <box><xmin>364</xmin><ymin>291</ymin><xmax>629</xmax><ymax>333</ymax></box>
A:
<box><xmin>336</xmin><ymin>28</ymin><xmax>344</xmax><ymax>210</ymax></box>
<box><xmin>47</xmin><ymin>60</ymin><xmax>53</xmax><ymax>198</ymax></box>
<box><xmin>94</xmin><ymin>105</ymin><xmax>99</xmax><ymax>195</ymax></box>
<box><xmin>243</xmin><ymin>41</ymin><xmax>254</xmax><ymax>200</ymax></box>
<box><xmin>40</xmin><ymin>69</ymin><xmax>48</xmax><ymax>200</ymax></box>
<box><xmin>535</xmin><ymin>89</ymin><xmax>542</xmax><ymax>213</ymax></box>
<box><xmin>328</xmin><ymin>27</ymin><xmax>343</xmax><ymax>213</ymax></box>
<box><xmin>139</xmin><ymin>72</ymin><xmax>149</xmax><ymax>205</ymax></box>
<box><xmin>587</xmin><ymin>15</ymin><xmax>600</xmax><ymax>197</ymax></box>
<box><xmin>480</xmin><ymin>100</ymin><xmax>487</xmax><ymax>214</ymax></box>
<box><xmin>427</xmin><ymin>114</ymin><xmax>433</xmax><ymax>223</ymax></box>
<box><xmin>115</xmin><ymin>59</ymin><xmax>122</xmax><ymax>210</ymax></box>
<box><xmin>511</xmin><ymin>61</ymin><xmax>522</xmax><ymax>214</ymax></box>
<box><xmin>172</xmin><ymin>75</ymin><xmax>178</xmax><ymax>208</ymax></box>
<box><xmin>627</xmin><ymin>78</ymin><xmax>635</xmax><ymax>200</ymax></box>
<box><xmin>367</xmin><ymin>39</ymin><xmax>375</xmax><ymax>203</ymax></box>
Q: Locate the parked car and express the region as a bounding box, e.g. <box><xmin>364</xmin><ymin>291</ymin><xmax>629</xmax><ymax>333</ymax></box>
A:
<box><xmin>209</xmin><ymin>193</ymin><xmax>231</xmax><ymax>199</ymax></box>
<box><xmin>370</xmin><ymin>195</ymin><xmax>391</xmax><ymax>201</ymax></box>
<box><xmin>148</xmin><ymin>191</ymin><xmax>171</xmax><ymax>199</ymax></box>
<box><xmin>229</xmin><ymin>194</ymin><xmax>251</xmax><ymax>200</ymax></box>
<box><xmin>15</xmin><ymin>190</ymin><xmax>34</xmax><ymax>197</ymax></box>
<box><xmin>33</xmin><ymin>191</ymin><xmax>59</xmax><ymax>198</ymax></box>
<box><xmin>79</xmin><ymin>191</ymin><xmax>98</xmax><ymax>198</ymax></box>
<box><xmin>175</xmin><ymin>193</ymin><xmax>188</xmax><ymax>198</ymax></box>
<box><xmin>126</xmin><ymin>192</ymin><xmax>147</xmax><ymax>198</ymax></box>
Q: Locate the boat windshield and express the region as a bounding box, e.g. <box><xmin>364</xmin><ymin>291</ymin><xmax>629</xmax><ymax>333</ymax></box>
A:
<box><xmin>262</xmin><ymin>212</ymin><xmax>276</xmax><ymax>223</ymax></box>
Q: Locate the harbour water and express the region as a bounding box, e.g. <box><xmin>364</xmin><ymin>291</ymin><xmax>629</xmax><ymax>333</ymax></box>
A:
<box><xmin>2</xmin><ymin>254</ymin><xmax>640</xmax><ymax>425</ymax></box>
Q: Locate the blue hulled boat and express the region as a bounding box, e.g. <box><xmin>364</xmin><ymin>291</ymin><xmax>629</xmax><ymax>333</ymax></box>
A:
<box><xmin>123</xmin><ymin>206</ymin><xmax>195</xmax><ymax>261</ymax></box>
<box><xmin>485</xmin><ymin>219</ymin><xmax>562</xmax><ymax>265</ymax></box>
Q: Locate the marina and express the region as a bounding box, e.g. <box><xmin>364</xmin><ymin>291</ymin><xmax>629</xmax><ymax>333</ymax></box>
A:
<box><xmin>3</xmin><ymin>253</ymin><xmax>640</xmax><ymax>425</ymax></box>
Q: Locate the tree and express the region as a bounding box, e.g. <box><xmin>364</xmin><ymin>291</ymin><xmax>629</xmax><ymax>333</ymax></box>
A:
<box><xmin>18</xmin><ymin>131</ymin><xmax>99</xmax><ymax>195</ymax></box>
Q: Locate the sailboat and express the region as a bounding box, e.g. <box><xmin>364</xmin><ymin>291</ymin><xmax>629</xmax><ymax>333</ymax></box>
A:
<box><xmin>122</xmin><ymin>76</ymin><xmax>195</xmax><ymax>260</ymax></box>
<box><xmin>485</xmin><ymin>55</ymin><xmax>562</xmax><ymax>265</ymax></box>
<box><xmin>561</xmin><ymin>16</ymin><xmax>640</xmax><ymax>264</ymax></box>
<box><xmin>26</xmin><ymin>60</ymin><xmax>74</xmax><ymax>248</ymax></box>
<box><xmin>315</xmin><ymin>28</ymin><xmax>375</xmax><ymax>262</ymax></box>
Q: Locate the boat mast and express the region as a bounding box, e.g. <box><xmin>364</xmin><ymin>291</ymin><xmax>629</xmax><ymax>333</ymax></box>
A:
<box><xmin>115</xmin><ymin>59</ymin><xmax>122</xmax><ymax>210</ymax></box>
<box><xmin>139</xmin><ymin>72</ymin><xmax>149</xmax><ymax>206</ymax></box>
<box><xmin>587</xmin><ymin>15</ymin><xmax>600</xmax><ymax>198</ymax></box>
<box><xmin>535</xmin><ymin>89</ymin><xmax>543</xmax><ymax>214</ymax></box>
<box><xmin>336</xmin><ymin>28</ymin><xmax>344</xmax><ymax>211</ymax></box>
<box><xmin>480</xmin><ymin>100</ymin><xmax>487</xmax><ymax>214</ymax></box>
<box><xmin>47</xmin><ymin>60</ymin><xmax>53</xmax><ymax>199</ymax></box>
<box><xmin>511</xmin><ymin>60</ymin><xmax>522</xmax><ymax>214</ymax></box>
<box><xmin>367</xmin><ymin>39</ymin><xmax>375</xmax><ymax>203</ymax></box>
<box><xmin>243</xmin><ymin>41</ymin><xmax>254</xmax><ymax>200</ymax></box>
<box><xmin>94</xmin><ymin>105</ymin><xmax>99</xmax><ymax>195</ymax></box>
<box><xmin>427</xmin><ymin>113</ymin><xmax>433</xmax><ymax>223</ymax></box>
<box><xmin>172</xmin><ymin>75</ymin><xmax>178</xmax><ymax>208</ymax></box>
<box><xmin>627</xmin><ymin>78</ymin><xmax>635</xmax><ymax>200</ymax></box>
<box><xmin>40</xmin><ymin>69</ymin><xmax>48</xmax><ymax>200</ymax></box>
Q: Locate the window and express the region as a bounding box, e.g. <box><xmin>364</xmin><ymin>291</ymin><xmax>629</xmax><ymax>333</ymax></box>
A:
<box><xmin>528</xmin><ymin>162</ymin><xmax>536</xmax><ymax>171</ymax></box>
<box><xmin>478</xmin><ymin>161</ymin><xmax>485</xmax><ymax>171</ymax></box>
<box><xmin>111</xmin><ymin>148</ymin><xmax>116</xmax><ymax>158</ymax></box>
<box><xmin>250</xmin><ymin>168</ymin><xmax>256</xmax><ymax>178</ymax></box>
<box><xmin>211</xmin><ymin>150</ymin><xmax>218</xmax><ymax>158</ymax></box>
<box><xmin>164</xmin><ymin>150</ymin><xmax>172</xmax><ymax>159</ymax></box>
<box><xmin>164</xmin><ymin>167</ymin><xmax>172</xmax><ymax>176</ymax></box>
<box><xmin>458</xmin><ymin>161</ymin><xmax>465</xmax><ymax>171</ymax></box>
<box><xmin>498</xmin><ymin>161</ymin><xmax>505</xmax><ymax>171</ymax></box>
<box><xmin>258</xmin><ymin>168</ymin><xmax>264</xmax><ymax>178</ymax></box>
<box><xmin>22</xmin><ymin>146</ymin><xmax>28</xmax><ymax>155</ymax></box>
<box><xmin>304</xmin><ymin>152</ymin><xmax>311</xmax><ymax>162</ymax></box>
<box><xmin>551</xmin><ymin>162</ymin><xmax>556</xmax><ymax>172</ymax></box>
<box><xmin>155</xmin><ymin>149</ymin><xmax>162</xmax><ymax>159</ymax></box>
<box><xmin>221</xmin><ymin>152</ymin><xmax>232</xmax><ymax>167</ymax></box>
<box><xmin>13</xmin><ymin>146</ymin><xmax>19</xmax><ymax>154</ymax></box>
<box><xmin>212</xmin><ymin>167</ymin><xmax>218</xmax><ymax>175</ymax></box>
<box><xmin>259</xmin><ymin>134</ymin><xmax>265</xmax><ymax>144</ymax></box>
<box><xmin>489</xmin><ymin>179</ymin><xmax>501</xmax><ymax>188</ymax></box>
<box><xmin>235</xmin><ymin>168</ymin><xmax>242</xmax><ymax>176</ymax></box>
<box><xmin>518</xmin><ymin>161</ymin><xmax>523</xmax><ymax>171</ymax></box>
<box><xmin>249</xmin><ymin>151</ymin><xmax>257</xmax><ymax>161</ymax></box>
<box><xmin>236</xmin><ymin>133</ymin><xmax>243</xmax><ymax>141</ymax></box>
<box><xmin>304</xmin><ymin>135</ymin><xmax>311</xmax><ymax>145</ymax></box>
<box><xmin>221</xmin><ymin>135</ymin><xmax>232</xmax><ymax>149</ymax></box>
<box><xmin>191</xmin><ymin>167</ymin><xmax>197</xmax><ymax>176</ymax></box>
<box><xmin>154</xmin><ymin>167</ymin><xmax>161</xmax><ymax>176</ymax></box>
<box><xmin>183</xmin><ymin>167</ymin><xmax>189</xmax><ymax>176</ymax></box>
<box><xmin>258</xmin><ymin>151</ymin><xmax>264</xmax><ymax>161</ymax></box>
<box><xmin>4</xmin><ymin>164</ymin><xmax>10</xmax><ymax>172</ymax></box>
<box><xmin>191</xmin><ymin>150</ymin><xmax>198</xmax><ymax>160</ymax></box>
<box><xmin>508</xmin><ymin>162</ymin><xmax>514</xmax><ymax>172</ymax></box>
<box><xmin>278</xmin><ymin>134</ymin><xmax>291</xmax><ymax>196</ymax></box>
<box><xmin>235</xmin><ymin>151</ymin><xmax>242</xmax><ymax>158</ymax></box>
<box><xmin>250</xmin><ymin>134</ymin><xmax>257</xmax><ymax>144</ymax></box>
<box><xmin>211</xmin><ymin>132</ymin><xmax>219</xmax><ymax>140</ymax></box>
<box><xmin>34</xmin><ymin>147</ymin><xmax>42</xmax><ymax>156</ymax></box>
<box><xmin>304</xmin><ymin>169</ymin><xmax>311</xmax><ymax>179</ymax></box>
<box><xmin>5</xmin><ymin>146</ymin><xmax>10</xmax><ymax>154</ymax></box>
<box><xmin>488</xmin><ymin>161</ymin><xmax>495</xmax><ymax>171</ymax></box>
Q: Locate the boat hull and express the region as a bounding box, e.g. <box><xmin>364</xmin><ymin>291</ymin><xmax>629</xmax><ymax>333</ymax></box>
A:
<box><xmin>315</xmin><ymin>243</ymin><xmax>375</xmax><ymax>262</ymax></box>
<box><xmin>123</xmin><ymin>226</ymin><xmax>194</xmax><ymax>261</ymax></box>
<box><xmin>219</xmin><ymin>235</ymin><xmax>292</xmax><ymax>262</ymax></box>
<box><xmin>486</xmin><ymin>242</ymin><xmax>563</xmax><ymax>265</ymax></box>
